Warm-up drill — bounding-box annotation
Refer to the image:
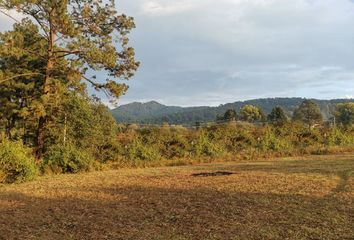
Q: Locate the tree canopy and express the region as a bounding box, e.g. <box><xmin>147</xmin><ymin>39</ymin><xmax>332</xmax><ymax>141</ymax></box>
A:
<box><xmin>334</xmin><ymin>102</ymin><xmax>354</xmax><ymax>127</ymax></box>
<box><xmin>292</xmin><ymin>100</ymin><xmax>323</xmax><ymax>130</ymax></box>
<box><xmin>268</xmin><ymin>106</ymin><xmax>288</xmax><ymax>126</ymax></box>
<box><xmin>0</xmin><ymin>0</ymin><xmax>139</xmax><ymax>157</ymax></box>
<box><xmin>240</xmin><ymin>105</ymin><xmax>265</xmax><ymax>122</ymax></box>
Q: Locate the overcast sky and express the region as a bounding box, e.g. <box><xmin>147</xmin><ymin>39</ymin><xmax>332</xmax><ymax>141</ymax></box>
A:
<box><xmin>2</xmin><ymin>0</ymin><xmax>354</xmax><ymax>106</ymax></box>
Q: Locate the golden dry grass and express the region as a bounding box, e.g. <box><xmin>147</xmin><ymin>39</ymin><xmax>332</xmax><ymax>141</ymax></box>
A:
<box><xmin>0</xmin><ymin>154</ymin><xmax>353</xmax><ymax>240</ymax></box>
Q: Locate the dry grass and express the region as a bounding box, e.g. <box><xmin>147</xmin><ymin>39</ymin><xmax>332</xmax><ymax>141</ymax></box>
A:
<box><xmin>0</xmin><ymin>154</ymin><xmax>353</xmax><ymax>240</ymax></box>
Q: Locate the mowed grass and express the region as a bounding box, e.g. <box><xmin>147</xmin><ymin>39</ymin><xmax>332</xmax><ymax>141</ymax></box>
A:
<box><xmin>0</xmin><ymin>155</ymin><xmax>353</xmax><ymax>240</ymax></box>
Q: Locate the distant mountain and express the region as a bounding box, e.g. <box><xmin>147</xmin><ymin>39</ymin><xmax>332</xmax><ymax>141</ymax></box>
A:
<box><xmin>111</xmin><ymin>98</ymin><xmax>353</xmax><ymax>126</ymax></box>
<box><xmin>111</xmin><ymin>101</ymin><xmax>184</xmax><ymax>123</ymax></box>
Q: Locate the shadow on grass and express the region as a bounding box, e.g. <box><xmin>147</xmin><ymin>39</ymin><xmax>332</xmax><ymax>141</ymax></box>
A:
<box><xmin>0</xmin><ymin>183</ymin><xmax>353</xmax><ymax>240</ymax></box>
<box><xmin>205</xmin><ymin>158</ymin><xmax>354</xmax><ymax>195</ymax></box>
<box><xmin>217</xmin><ymin>159</ymin><xmax>353</xmax><ymax>175</ymax></box>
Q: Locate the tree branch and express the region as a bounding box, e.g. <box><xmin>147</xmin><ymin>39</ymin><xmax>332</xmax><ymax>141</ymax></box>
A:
<box><xmin>82</xmin><ymin>75</ymin><xmax>103</xmax><ymax>88</ymax></box>
<box><xmin>0</xmin><ymin>73</ymin><xmax>44</xmax><ymax>84</ymax></box>
<box><xmin>0</xmin><ymin>9</ymin><xmax>20</xmax><ymax>23</ymax></box>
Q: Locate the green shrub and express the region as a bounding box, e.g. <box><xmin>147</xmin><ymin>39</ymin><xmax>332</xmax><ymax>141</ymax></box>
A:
<box><xmin>258</xmin><ymin>127</ymin><xmax>293</xmax><ymax>153</ymax></box>
<box><xmin>126</xmin><ymin>139</ymin><xmax>161</xmax><ymax>161</ymax></box>
<box><xmin>227</xmin><ymin>127</ymin><xmax>256</xmax><ymax>152</ymax></box>
<box><xmin>43</xmin><ymin>144</ymin><xmax>96</xmax><ymax>174</ymax></box>
<box><xmin>192</xmin><ymin>132</ymin><xmax>224</xmax><ymax>157</ymax></box>
<box><xmin>161</xmin><ymin>134</ymin><xmax>189</xmax><ymax>159</ymax></box>
<box><xmin>0</xmin><ymin>140</ymin><xmax>38</xmax><ymax>183</ymax></box>
<box><xmin>326</xmin><ymin>128</ymin><xmax>352</xmax><ymax>146</ymax></box>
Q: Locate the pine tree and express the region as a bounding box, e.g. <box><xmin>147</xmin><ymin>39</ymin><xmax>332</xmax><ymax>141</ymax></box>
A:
<box><xmin>0</xmin><ymin>0</ymin><xmax>139</xmax><ymax>157</ymax></box>
<box><xmin>293</xmin><ymin>100</ymin><xmax>323</xmax><ymax>130</ymax></box>
<box><xmin>0</xmin><ymin>20</ymin><xmax>46</xmax><ymax>141</ymax></box>
<box><xmin>223</xmin><ymin>109</ymin><xmax>237</xmax><ymax>122</ymax></box>
<box><xmin>268</xmin><ymin>106</ymin><xmax>288</xmax><ymax>126</ymax></box>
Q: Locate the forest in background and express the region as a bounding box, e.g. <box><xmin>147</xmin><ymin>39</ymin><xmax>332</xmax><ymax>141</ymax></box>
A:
<box><xmin>112</xmin><ymin>98</ymin><xmax>353</xmax><ymax>126</ymax></box>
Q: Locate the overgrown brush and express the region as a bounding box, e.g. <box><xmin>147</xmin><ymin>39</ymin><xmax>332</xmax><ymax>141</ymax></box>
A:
<box><xmin>0</xmin><ymin>139</ymin><xmax>38</xmax><ymax>183</ymax></box>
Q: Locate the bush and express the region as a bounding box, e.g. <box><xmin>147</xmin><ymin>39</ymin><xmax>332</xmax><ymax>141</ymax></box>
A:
<box><xmin>325</xmin><ymin>128</ymin><xmax>352</xmax><ymax>146</ymax></box>
<box><xmin>192</xmin><ymin>132</ymin><xmax>224</xmax><ymax>157</ymax></box>
<box><xmin>43</xmin><ymin>144</ymin><xmax>96</xmax><ymax>174</ymax></box>
<box><xmin>125</xmin><ymin>139</ymin><xmax>161</xmax><ymax>162</ymax></box>
<box><xmin>259</xmin><ymin>128</ymin><xmax>282</xmax><ymax>152</ymax></box>
<box><xmin>161</xmin><ymin>134</ymin><xmax>189</xmax><ymax>159</ymax></box>
<box><xmin>0</xmin><ymin>140</ymin><xmax>38</xmax><ymax>183</ymax></box>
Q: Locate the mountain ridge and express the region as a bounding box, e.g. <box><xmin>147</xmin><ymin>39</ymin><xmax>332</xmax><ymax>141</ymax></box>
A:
<box><xmin>111</xmin><ymin>97</ymin><xmax>353</xmax><ymax>126</ymax></box>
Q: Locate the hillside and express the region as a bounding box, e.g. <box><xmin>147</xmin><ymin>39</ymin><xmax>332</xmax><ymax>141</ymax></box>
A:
<box><xmin>112</xmin><ymin>98</ymin><xmax>353</xmax><ymax>126</ymax></box>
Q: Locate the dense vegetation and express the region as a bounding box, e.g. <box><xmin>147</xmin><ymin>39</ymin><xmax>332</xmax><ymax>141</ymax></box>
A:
<box><xmin>0</xmin><ymin>0</ymin><xmax>138</xmax><ymax>182</ymax></box>
<box><xmin>3</xmin><ymin>94</ymin><xmax>353</xmax><ymax>183</ymax></box>
<box><xmin>114</xmin><ymin>116</ymin><xmax>353</xmax><ymax>167</ymax></box>
<box><xmin>111</xmin><ymin>98</ymin><xmax>353</xmax><ymax>126</ymax></box>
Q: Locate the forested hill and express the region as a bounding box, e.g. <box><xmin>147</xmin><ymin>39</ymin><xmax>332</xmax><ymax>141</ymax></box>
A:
<box><xmin>111</xmin><ymin>98</ymin><xmax>353</xmax><ymax>126</ymax></box>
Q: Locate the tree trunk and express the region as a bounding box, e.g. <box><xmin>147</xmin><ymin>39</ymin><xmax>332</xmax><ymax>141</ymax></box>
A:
<box><xmin>5</xmin><ymin>117</ymin><xmax>15</xmax><ymax>139</ymax></box>
<box><xmin>35</xmin><ymin>27</ymin><xmax>55</xmax><ymax>159</ymax></box>
<box><xmin>63</xmin><ymin>114</ymin><xmax>67</xmax><ymax>146</ymax></box>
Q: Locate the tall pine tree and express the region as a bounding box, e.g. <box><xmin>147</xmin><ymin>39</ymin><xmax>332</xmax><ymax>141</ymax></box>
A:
<box><xmin>0</xmin><ymin>0</ymin><xmax>139</xmax><ymax>157</ymax></box>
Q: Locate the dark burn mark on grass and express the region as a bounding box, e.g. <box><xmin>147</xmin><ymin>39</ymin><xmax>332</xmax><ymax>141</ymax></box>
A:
<box><xmin>191</xmin><ymin>171</ymin><xmax>234</xmax><ymax>177</ymax></box>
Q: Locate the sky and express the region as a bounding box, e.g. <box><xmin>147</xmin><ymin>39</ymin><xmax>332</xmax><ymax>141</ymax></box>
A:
<box><xmin>1</xmin><ymin>0</ymin><xmax>354</xmax><ymax>107</ymax></box>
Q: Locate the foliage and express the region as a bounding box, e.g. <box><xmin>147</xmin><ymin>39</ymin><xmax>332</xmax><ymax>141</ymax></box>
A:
<box><xmin>115</xmin><ymin>120</ymin><xmax>353</xmax><ymax>164</ymax></box>
<box><xmin>0</xmin><ymin>0</ymin><xmax>139</xmax><ymax>157</ymax></box>
<box><xmin>240</xmin><ymin>105</ymin><xmax>265</xmax><ymax>122</ymax></box>
<box><xmin>125</xmin><ymin>139</ymin><xmax>161</xmax><ymax>162</ymax></box>
<box><xmin>46</xmin><ymin>93</ymin><xmax>120</xmax><ymax>162</ymax></box>
<box><xmin>43</xmin><ymin>143</ymin><xmax>96</xmax><ymax>174</ymax></box>
<box><xmin>268</xmin><ymin>106</ymin><xmax>288</xmax><ymax>126</ymax></box>
<box><xmin>334</xmin><ymin>102</ymin><xmax>354</xmax><ymax>127</ymax></box>
<box><xmin>220</xmin><ymin>109</ymin><xmax>238</xmax><ymax>122</ymax></box>
<box><xmin>0</xmin><ymin>20</ymin><xmax>46</xmax><ymax>141</ymax></box>
<box><xmin>0</xmin><ymin>139</ymin><xmax>38</xmax><ymax>183</ymax></box>
<box><xmin>325</xmin><ymin>127</ymin><xmax>353</xmax><ymax>146</ymax></box>
<box><xmin>112</xmin><ymin>98</ymin><xmax>354</xmax><ymax>126</ymax></box>
<box><xmin>192</xmin><ymin>130</ymin><xmax>225</xmax><ymax>157</ymax></box>
<box><xmin>293</xmin><ymin>100</ymin><xmax>323</xmax><ymax>130</ymax></box>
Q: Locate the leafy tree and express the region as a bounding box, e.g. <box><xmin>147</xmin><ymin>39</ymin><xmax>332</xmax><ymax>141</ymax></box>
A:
<box><xmin>268</xmin><ymin>106</ymin><xmax>288</xmax><ymax>126</ymax></box>
<box><xmin>0</xmin><ymin>0</ymin><xmax>139</xmax><ymax>157</ymax></box>
<box><xmin>0</xmin><ymin>20</ymin><xmax>46</xmax><ymax>141</ymax></box>
<box><xmin>334</xmin><ymin>102</ymin><xmax>354</xmax><ymax>127</ymax></box>
<box><xmin>292</xmin><ymin>100</ymin><xmax>323</xmax><ymax>130</ymax></box>
<box><xmin>240</xmin><ymin>105</ymin><xmax>264</xmax><ymax>122</ymax></box>
<box><xmin>223</xmin><ymin>109</ymin><xmax>237</xmax><ymax>122</ymax></box>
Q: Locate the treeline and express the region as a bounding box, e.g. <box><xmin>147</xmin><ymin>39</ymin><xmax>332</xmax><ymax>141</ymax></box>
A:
<box><xmin>112</xmin><ymin>98</ymin><xmax>353</xmax><ymax>126</ymax></box>
<box><xmin>1</xmin><ymin>95</ymin><xmax>353</xmax><ymax>184</ymax></box>
<box><xmin>114</xmin><ymin>101</ymin><xmax>353</xmax><ymax>167</ymax></box>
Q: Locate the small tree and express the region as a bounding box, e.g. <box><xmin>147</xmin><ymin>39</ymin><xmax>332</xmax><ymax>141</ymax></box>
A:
<box><xmin>292</xmin><ymin>100</ymin><xmax>323</xmax><ymax>130</ymax></box>
<box><xmin>240</xmin><ymin>105</ymin><xmax>264</xmax><ymax>122</ymax></box>
<box><xmin>334</xmin><ymin>102</ymin><xmax>354</xmax><ymax>127</ymax></box>
<box><xmin>223</xmin><ymin>109</ymin><xmax>237</xmax><ymax>122</ymax></box>
<box><xmin>268</xmin><ymin>106</ymin><xmax>288</xmax><ymax>126</ymax></box>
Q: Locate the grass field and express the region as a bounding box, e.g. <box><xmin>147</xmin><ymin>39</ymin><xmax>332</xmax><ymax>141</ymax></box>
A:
<box><xmin>0</xmin><ymin>154</ymin><xmax>353</xmax><ymax>240</ymax></box>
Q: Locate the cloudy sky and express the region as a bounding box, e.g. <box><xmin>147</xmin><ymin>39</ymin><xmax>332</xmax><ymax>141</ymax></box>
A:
<box><xmin>2</xmin><ymin>0</ymin><xmax>354</xmax><ymax>106</ymax></box>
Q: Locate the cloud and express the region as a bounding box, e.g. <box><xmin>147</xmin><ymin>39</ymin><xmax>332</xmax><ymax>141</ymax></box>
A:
<box><xmin>114</xmin><ymin>0</ymin><xmax>354</xmax><ymax>106</ymax></box>
<box><xmin>2</xmin><ymin>1</ymin><xmax>354</xmax><ymax>106</ymax></box>
<box><xmin>140</xmin><ymin>0</ymin><xmax>196</xmax><ymax>15</ymax></box>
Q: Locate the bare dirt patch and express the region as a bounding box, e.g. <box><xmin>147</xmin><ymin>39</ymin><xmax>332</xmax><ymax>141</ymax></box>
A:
<box><xmin>191</xmin><ymin>171</ymin><xmax>234</xmax><ymax>177</ymax></box>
